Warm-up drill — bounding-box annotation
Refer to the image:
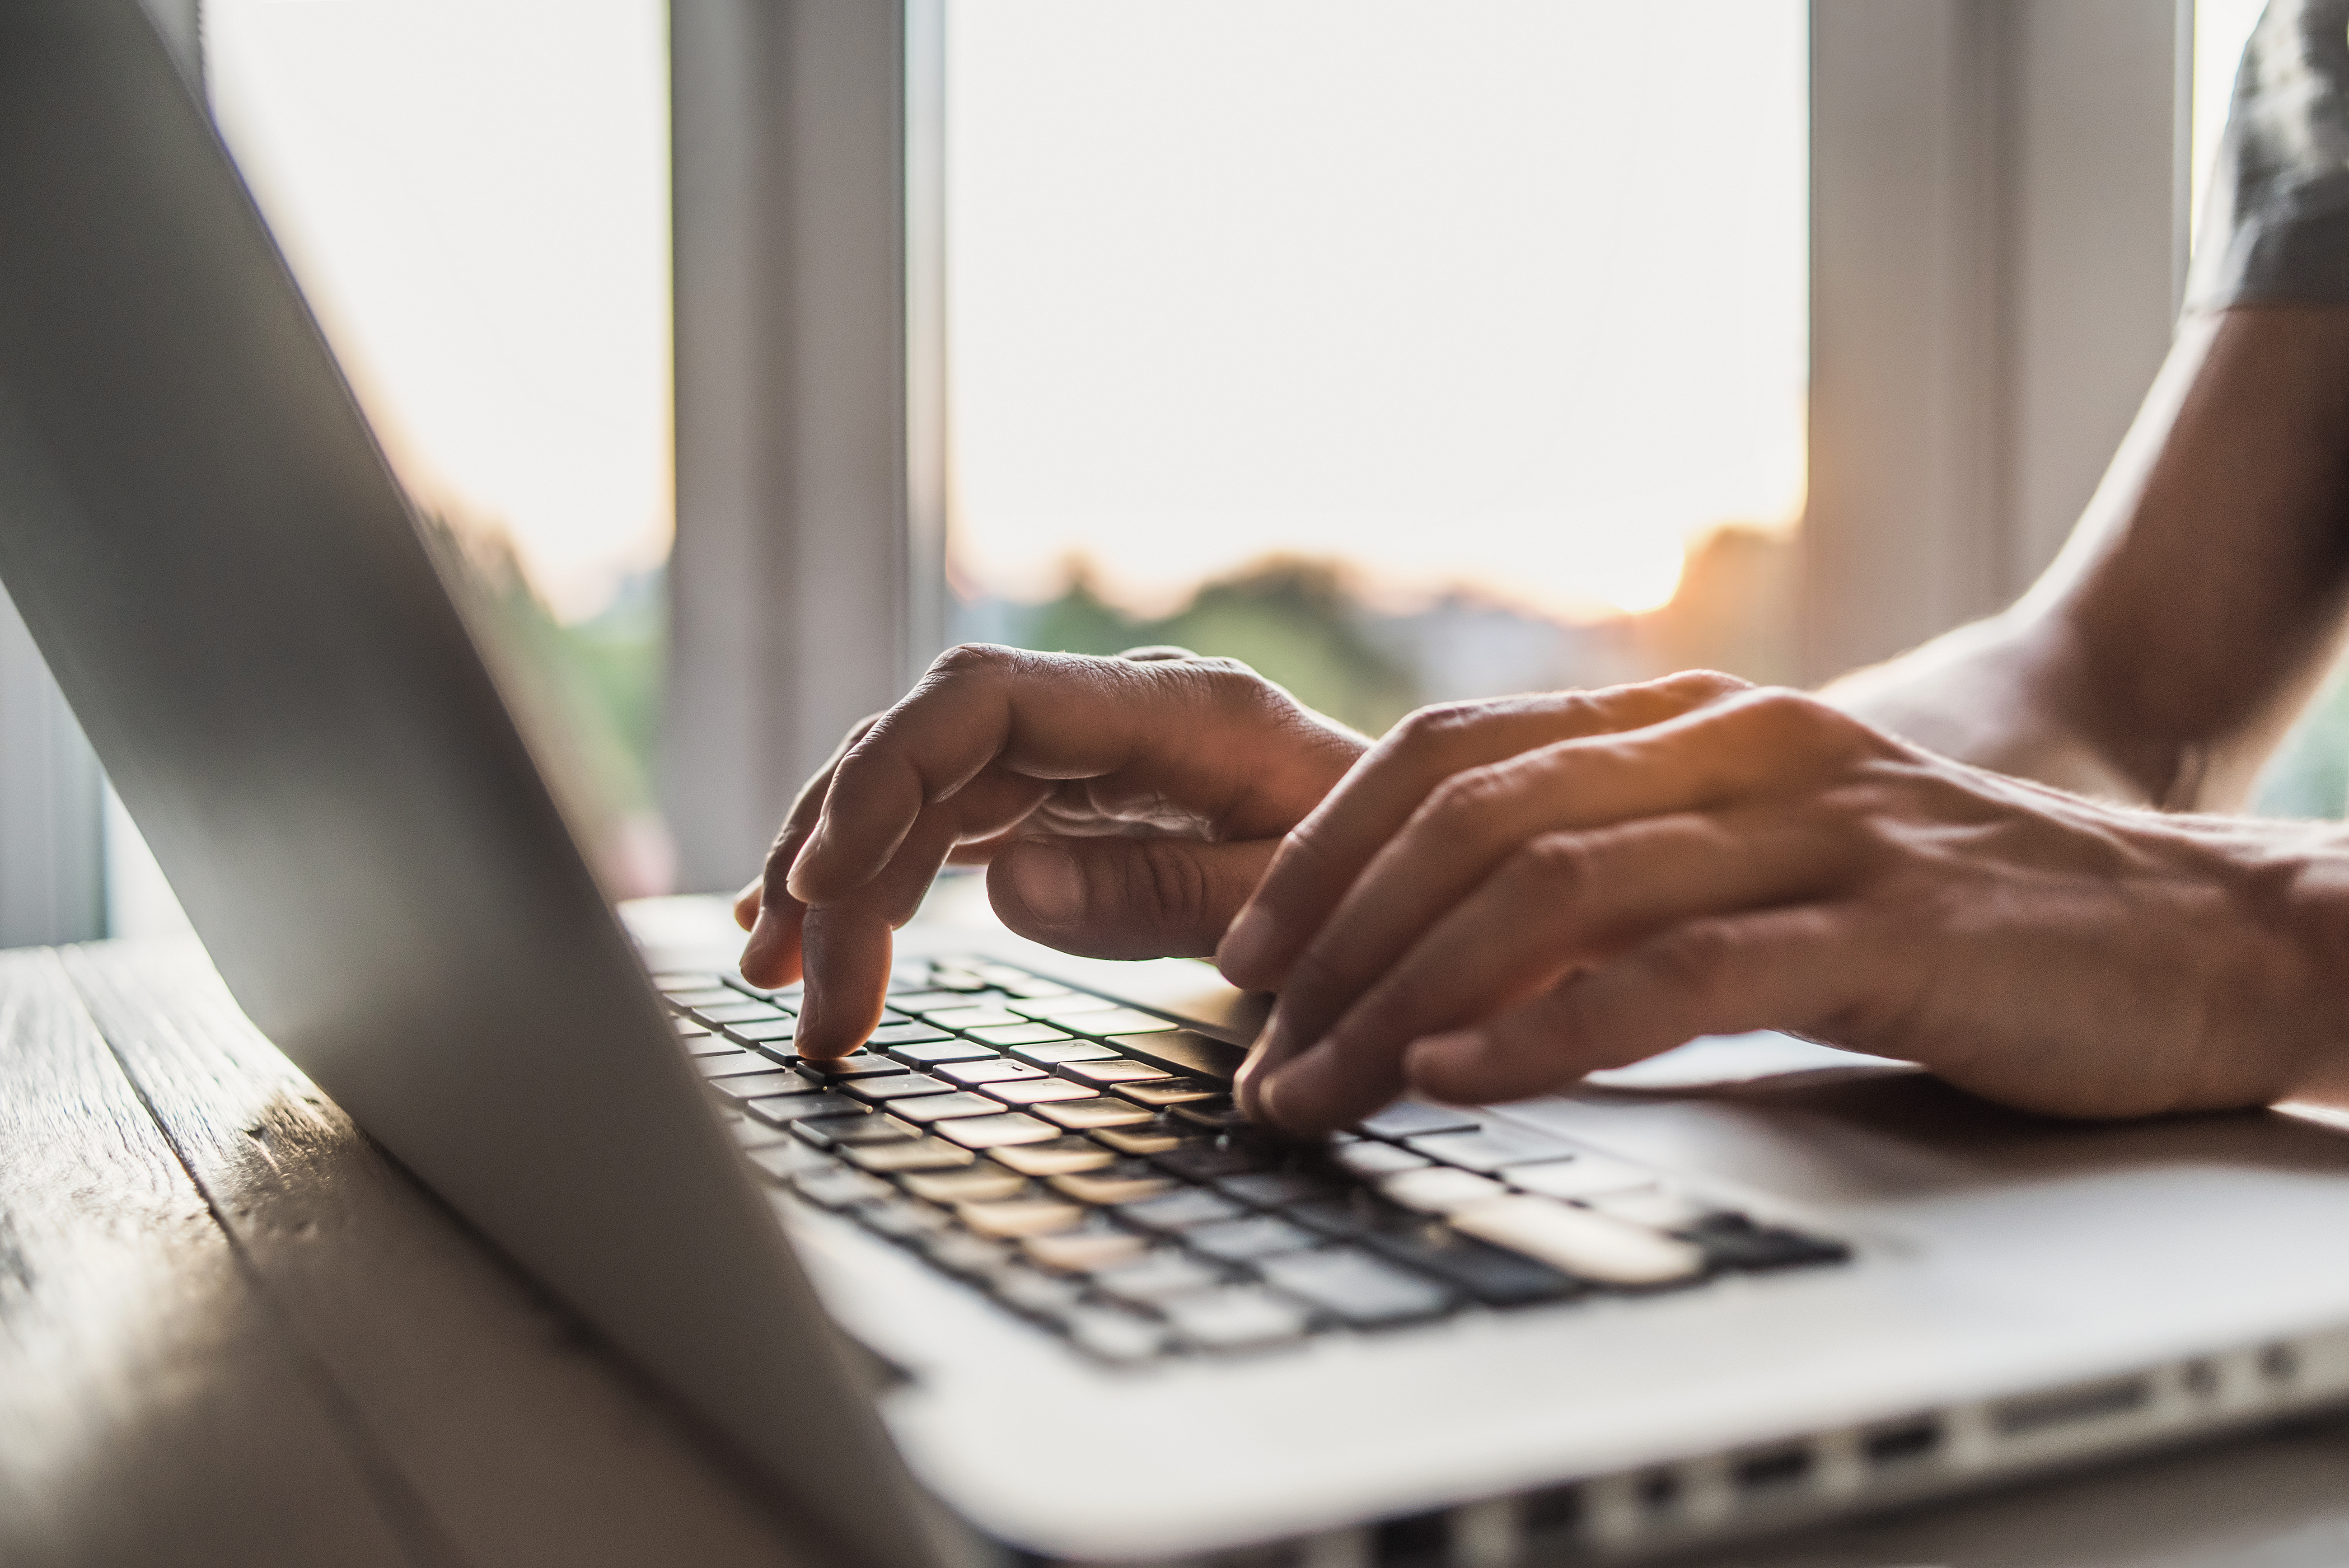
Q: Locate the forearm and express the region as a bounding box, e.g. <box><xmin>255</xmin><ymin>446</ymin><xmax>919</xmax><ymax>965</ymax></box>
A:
<box><xmin>1824</xmin><ymin>307</ymin><xmax>2349</xmax><ymax>811</ymax></box>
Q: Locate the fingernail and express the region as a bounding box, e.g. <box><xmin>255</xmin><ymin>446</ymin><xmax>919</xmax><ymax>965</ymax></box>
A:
<box><xmin>1004</xmin><ymin>842</ymin><xmax>1084</xmax><ymax>931</ymax></box>
<box><xmin>783</xmin><ymin>823</ymin><xmax>829</xmax><ymax>903</ymax></box>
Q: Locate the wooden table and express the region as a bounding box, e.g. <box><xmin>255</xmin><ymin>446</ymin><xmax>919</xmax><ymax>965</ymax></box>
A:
<box><xmin>7</xmin><ymin>938</ymin><xmax>2349</xmax><ymax>1568</ymax></box>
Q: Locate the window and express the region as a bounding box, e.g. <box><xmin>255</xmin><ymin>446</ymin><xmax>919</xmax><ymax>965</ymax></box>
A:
<box><xmin>202</xmin><ymin>0</ymin><xmax>678</xmax><ymax>889</ymax></box>
<box><xmin>943</xmin><ymin>0</ymin><xmax>1809</xmax><ymax>736</ymax></box>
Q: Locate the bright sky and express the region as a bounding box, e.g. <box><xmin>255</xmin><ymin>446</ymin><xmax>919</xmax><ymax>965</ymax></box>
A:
<box><xmin>204</xmin><ymin>0</ymin><xmax>672</xmax><ymax>623</ymax></box>
<box><xmin>945</xmin><ymin>0</ymin><xmax>1809</xmax><ymax>621</ymax></box>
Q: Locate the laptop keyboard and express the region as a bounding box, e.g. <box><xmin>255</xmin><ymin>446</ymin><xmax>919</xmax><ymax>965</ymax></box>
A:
<box><xmin>659</xmin><ymin>955</ymin><xmax>1850</xmax><ymax>1366</ymax></box>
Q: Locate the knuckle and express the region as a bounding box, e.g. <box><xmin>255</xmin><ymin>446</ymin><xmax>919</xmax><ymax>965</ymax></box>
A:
<box><xmin>1643</xmin><ymin>919</ymin><xmax>1741</xmax><ymax>1001</ymax></box>
<box><xmin>1419</xmin><ymin>761</ymin><xmax>1516</xmax><ymax>831</ymax></box>
<box><xmin>927</xmin><ymin>641</ymin><xmax>1015</xmax><ymax>685</ymax></box>
<box><xmin>1134</xmin><ymin>839</ymin><xmax>1212</xmax><ymax>931</ymax></box>
<box><xmin>1511</xmin><ymin>831</ymin><xmax>1595</xmax><ymax>897</ymax></box>
<box><xmin>1388</xmin><ymin>699</ymin><xmax>1499</xmax><ymax>756</ymax></box>
<box><xmin>1662</xmin><ymin>668</ymin><xmax>1753</xmax><ymax>703</ymax></box>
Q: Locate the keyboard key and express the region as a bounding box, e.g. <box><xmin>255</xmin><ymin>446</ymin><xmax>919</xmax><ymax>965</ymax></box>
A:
<box><xmin>1110</xmin><ymin>1077</ymin><xmax>1223</xmax><ymax>1108</ymax></box>
<box><xmin>663</xmin><ymin>988</ymin><xmax>738</xmax><ymax>1009</ymax></box>
<box><xmin>799</xmin><ymin>1114</ymin><xmax>915</xmax><ymax>1149</ymax></box>
<box><xmin>749</xmin><ymin>1091</ymin><xmax>870</xmax><ymax>1125</ymax></box>
<box><xmin>1359</xmin><ymin>1225</ymin><xmax>1582</xmax><ymax>1307</ymax></box>
<box><xmin>1011</xmin><ymin>994</ymin><xmax>1123</xmax><ymax>1021</ymax></box>
<box><xmin>880</xmin><ymin>990</ymin><xmax>978</xmax><ymax>1012</ymax></box>
<box><xmin>958</xmin><ymin>1198</ymin><xmax>1087</xmax><ymax>1239</ymax></box>
<box><xmin>1502</xmin><ymin>1154</ymin><xmax>1658</xmax><ymax>1202</ymax></box>
<box><xmin>983</xmin><ymin>1077</ymin><xmax>1100</xmax><ymax>1106</ymax></box>
<box><xmin>969</xmin><ymin>1022</ymin><xmax>1074</xmax><ymax>1047</ymax></box>
<box><xmin>1088</xmin><ymin>1123</ymin><xmax>1191</xmax><ymax>1156</ymax></box>
<box><xmin>1408</xmin><ymin>1126</ymin><xmax>1577</xmax><ymax>1173</ymax></box>
<box><xmin>653</xmin><ymin>972</ymin><xmax>725</xmax><ymax>992</ymax></box>
<box><xmin>936</xmin><ymin>1057</ymin><xmax>1043</xmax><ymax>1086</ymax></box>
<box><xmin>796</xmin><ymin>1050</ymin><xmax>910</xmax><ymax>1080</ymax></box>
<box><xmin>1585</xmin><ymin>1188</ymin><xmax>1712</xmax><ymax>1231</ymax></box>
<box><xmin>791</xmin><ymin>1167</ymin><xmax>891</xmax><ymax>1210</ymax></box>
<box><xmin>841</xmin><ymin>1072</ymin><xmax>959</xmax><ymax>1104</ymax></box>
<box><xmin>987</xmin><ymin>1266</ymin><xmax>1086</xmax><ymax>1320</ymax></box>
<box><xmin>697</xmin><ymin>1050</ymin><xmax>778</xmax><ymax>1077</ymax></box>
<box><xmin>842</xmin><ymin>1137</ymin><xmax>978</xmax><ymax>1174</ymax></box>
<box><xmin>1010</xmin><ymin>1039</ymin><xmax>1119</xmax><ymax>1067</ymax></box>
<box><xmin>1059</xmin><ymin>1058</ymin><xmax>1172</xmax><ymax>1087</ymax></box>
<box><xmin>710</xmin><ymin>1070</ymin><xmax>819</xmax><ymax>1103</ymax></box>
<box><xmin>673</xmin><ymin>1017</ymin><xmax>714</xmax><ymax>1038</ymax></box>
<box><xmin>1064</xmin><ymin>1306</ymin><xmax>1169</xmax><ymax>1365</ymax></box>
<box><xmin>1185</xmin><ymin>1216</ymin><xmax>1321</xmax><ymax>1264</ymax></box>
<box><xmin>1022</xmin><ymin>1227</ymin><xmax>1147</xmax><ymax>1273</ymax></box>
<box><xmin>925</xmin><ymin>1006</ymin><xmax>1027</xmax><ymax>1030</ymax></box>
<box><xmin>1681</xmin><ymin>1213</ymin><xmax>1850</xmax><ymax>1272</ymax></box>
<box><xmin>720</xmin><ymin>1109</ymin><xmax>791</xmax><ymax>1150</ymax></box>
<box><xmin>1048</xmin><ymin>1164</ymin><xmax>1170</xmax><ymax>1205</ymax></box>
<box><xmin>1060</xmin><ymin>1009</ymin><xmax>1182</xmax><ymax>1039</ymax></box>
<box><xmin>1332</xmin><ymin>1141</ymin><xmax>1432</xmax><ymax>1180</ymax></box>
<box><xmin>853</xmin><ymin>1197</ymin><xmax>953</xmax><ymax>1241</ymax></box>
<box><xmin>1034</xmin><ymin>1097</ymin><xmax>1158</xmax><ymax>1131</ymax></box>
<box><xmin>1093</xmin><ymin>1250</ymin><xmax>1226</xmax><ymax>1305</ymax></box>
<box><xmin>866</xmin><ymin>1021</ymin><xmax>953</xmax><ymax>1047</ymax></box>
<box><xmin>1380</xmin><ymin>1168</ymin><xmax>1510</xmax><ymax>1214</ymax></box>
<box><xmin>1157</xmin><ymin>1287</ymin><xmax>1311</xmax><ymax>1351</ymax></box>
<box><xmin>1256</xmin><ymin>1249</ymin><xmax>1456</xmax><ymax>1327</ymax></box>
<box><xmin>1359</xmin><ymin>1102</ymin><xmax>1482</xmax><ymax>1141</ymax></box>
<box><xmin>1109</xmin><ymin>1030</ymin><xmax>1248</xmax><ymax>1081</ymax></box>
<box><xmin>694</xmin><ymin>1001</ymin><xmax>791</xmax><ymax>1026</ymax></box>
<box><xmin>903</xmin><ymin>1166</ymin><xmax>1030</xmax><ymax>1203</ymax></box>
<box><xmin>723</xmin><ymin>1017</ymin><xmax>800</xmax><ymax>1044</ymax></box>
<box><xmin>744</xmin><ymin>1142</ymin><xmax>836</xmax><ymax>1183</ymax></box>
<box><xmin>1217</xmin><ymin>1171</ymin><xmax>1345</xmax><ymax>1211</ymax></box>
<box><xmin>889</xmin><ymin>1091</ymin><xmax>1011</xmax><ymax>1124</ymax></box>
<box><xmin>1169</xmin><ymin>1100</ymin><xmax>1250</xmax><ymax>1133</ymax></box>
<box><xmin>682</xmin><ymin>1035</ymin><xmax>746</xmax><ymax>1059</ymax></box>
<box><xmin>988</xmin><ymin>1136</ymin><xmax>1118</xmax><ymax>1176</ymax></box>
<box><xmin>917</xmin><ymin>1230</ymin><xmax>1014</xmax><ymax>1279</ymax></box>
<box><xmin>1450</xmin><ymin>1197</ymin><xmax>1706</xmax><ymax>1286</ymax></box>
<box><xmin>928</xmin><ymin>1111</ymin><xmax>1062</xmax><ymax>1150</ymax></box>
<box><xmin>887</xmin><ymin>1038</ymin><xmax>1001</xmax><ymax>1068</ymax></box>
<box><xmin>1151</xmin><ymin>1141</ymin><xmax>1282</xmax><ymax>1183</ymax></box>
<box><xmin>1118</xmin><ymin>1188</ymin><xmax>1246</xmax><ymax>1233</ymax></box>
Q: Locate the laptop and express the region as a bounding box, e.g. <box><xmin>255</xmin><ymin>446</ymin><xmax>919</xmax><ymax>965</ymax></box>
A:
<box><xmin>8</xmin><ymin>3</ymin><xmax>2349</xmax><ymax>1563</ymax></box>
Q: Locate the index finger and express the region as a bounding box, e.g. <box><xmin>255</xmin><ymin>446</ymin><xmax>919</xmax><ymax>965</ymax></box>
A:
<box><xmin>784</xmin><ymin>643</ymin><xmax>1361</xmax><ymax>907</ymax></box>
<box><xmin>1215</xmin><ymin>671</ymin><xmax>1746</xmax><ymax>991</ymax></box>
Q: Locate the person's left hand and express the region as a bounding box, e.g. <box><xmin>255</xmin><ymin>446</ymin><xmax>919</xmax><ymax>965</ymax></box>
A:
<box><xmin>1217</xmin><ymin>674</ymin><xmax>2349</xmax><ymax>1136</ymax></box>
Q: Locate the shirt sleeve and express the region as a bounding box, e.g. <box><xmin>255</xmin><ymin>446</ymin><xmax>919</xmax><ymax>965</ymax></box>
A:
<box><xmin>2186</xmin><ymin>0</ymin><xmax>2349</xmax><ymax>309</ymax></box>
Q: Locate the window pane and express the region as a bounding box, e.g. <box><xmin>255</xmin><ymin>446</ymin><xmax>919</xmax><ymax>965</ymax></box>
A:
<box><xmin>946</xmin><ymin>0</ymin><xmax>1807</xmax><ymax>733</ymax></box>
<box><xmin>204</xmin><ymin>0</ymin><xmax>677</xmax><ymax>889</ymax></box>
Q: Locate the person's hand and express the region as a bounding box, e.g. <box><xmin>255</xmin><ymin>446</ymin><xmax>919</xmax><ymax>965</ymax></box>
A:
<box><xmin>735</xmin><ymin>644</ymin><xmax>1367</xmax><ymax>1059</ymax></box>
<box><xmin>1217</xmin><ymin>672</ymin><xmax>2349</xmax><ymax>1136</ymax></box>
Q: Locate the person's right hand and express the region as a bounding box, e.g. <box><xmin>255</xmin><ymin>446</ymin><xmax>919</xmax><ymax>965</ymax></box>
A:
<box><xmin>733</xmin><ymin>644</ymin><xmax>1368</xmax><ymax>1059</ymax></box>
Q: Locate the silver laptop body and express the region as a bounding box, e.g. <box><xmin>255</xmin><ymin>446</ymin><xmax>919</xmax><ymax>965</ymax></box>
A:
<box><xmin>8</xmin><ymin>4</ymin><xmax>2349</xmax><ymax>1563</ymax></box>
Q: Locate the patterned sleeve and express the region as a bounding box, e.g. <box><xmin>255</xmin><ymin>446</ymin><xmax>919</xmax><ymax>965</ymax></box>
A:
<box><xmin>2186</xmin><ymin>0</ymin><xmax>2349</xmax><ymax>308</ymax></box>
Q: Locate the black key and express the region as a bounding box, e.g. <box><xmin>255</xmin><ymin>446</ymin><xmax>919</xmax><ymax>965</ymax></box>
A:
<box><xmin>890</xmin><ymin>1091</ymin><xmax>1014</xmax><ymax>1124</ymax></box>
<box><xmin>888</xmin><ymin>1038</ymin><xmax>1001</xmax><ymax>1068</ymax></box>
<box><xmin>1108</xmin><ymin>1029</ymin><xmax>1248</xmax><ymax>1081</ymax></box>
<box><xmin>749</xmin><ymin>1090</ymin><xmax>870</xmax><ymax>1125</ymax></box>
<box><xmin>1087</xmin><ymin>1122</ymin><xmax>1195</xmax><ymax>1156</ymax></box>
<box><xmin>1117</xmin><ymin>1188</ymin><xmax>1246</xmax><ymax>1233</ymax></box>
<box><xmin>791</xmin><ymin>1166</ymin><xmax>890</xmax><ymax>1210</ymax></box>
<box><xmin>917</xmin><ymin>1229</ymin><xmax>1015</xmax><ymax>1280</ymax></box>
<box><xmin>1256</xmin><ymin>1249</ymin><xmax>1457</xmax><ymax>1327</ymax></box>
<box><xmin>1170</xmin><ymin>1100</ymin><xmax>1250</xmax><ymax>1133</ymax></box>
<box><xmin>840</xmin><ymin>1137</ymin><xmax>978</xmax><ymax>1174</ymax></box>
<box><xmin>852</xmin><ymin>1197</ymin><xmax>952</xmax><ymax>1241</ymax></box>
<box><xmin>1682</xmin><ymin>1213</ymin><xmax>1851</xmax><ymax>1272</ymax></box>
<box><xmin>696</xmin><ymin>1050</ymin><xmax>775</xmax><ymax>1078</ymax></box>
<box><xmin>1111</xmin><ymin>1077</ymin><xmax>1224</xmax><ymax>1108</ymax></box>
<box><xmin>723</xmin><ymin>974</ymin><xmax>801</xmax><ymax>1002</ymax></box>
<box><xmin>1217</xmin><ymin>1171</ymin><xmax>1346</xmax><ymax>1211</ymax></box>
<box><xmin>710</xmin><ymin>1070</ymin><xmax>818</xmax><ymax>1103</ymax></box>
<box><xmin>723</xmin><ymin>1017</ymin><xmax>799</xmax><ymax>1045</ymax></box>
<box><xmin>868</xmin><ymin>1021</ymin><xmax>953</xmax><ymax>1047</ymax></box>
<box><xmin>1359</xmin><ymin>1101</ymin><xmax>1481</xmax><ymax>1141</ymax></box>
<box><xmin>744</xmin><ymin>1142</ymin><xmax>838</xmax><ymax>1184</ymax></box>
<box><xmin>1151</xmin><ymin>1140</ymin><xmax>1282</xmax><ymax>1183</ymax></box>
<box><xmin>1405</xmin><ymin>1125</ymin><xmax>1576</xmax><ymax>1173</ymax></box>
<box><xmin>1362</xmin><ymin>1226</ymin><xmax>1582</xmax><ymax>1307</ymax></box>
<box><xmin>784</xmin><ymin>1109</ymin><xmax>888</xmax><ymax>1147</ymax></box>
<box><xmin>663</xmin><ymin>987</ymin><xmax>737</xmax><ymax>1009</ymax></box>
<box><xmin>796</xmin><ymin>1049</ymin><xmax>908</xmax><ymax>1080</ymax></box>
<box><xmin>937</xmin><ymin>1057</ymin><xmax>1044</xmax><ymax>1086</ymax></box>
<box><xmin>1185</xmin><ymin>1215</ymin><xmax>1320</xmax><ymax>1264</ymax></box>
<box><xmin>1011</xmin><ymin>1039</ymin><xmax>1117</xmax><ymax>1067</ymax></box>
<box><xmin>680</xmin><ymin>1033</ymin><xmax>740</xmax><ymax>1058</ymax></box>
<box><xmin>841</xmin><ymin>1072</ymin><xmax>959</xmax><ymax>1104</ymax></box>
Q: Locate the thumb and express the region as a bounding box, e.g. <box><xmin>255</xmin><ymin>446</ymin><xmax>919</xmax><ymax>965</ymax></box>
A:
<box><xmin>987</xmin><ymin>835</ymin><xmax>1278</xmax><ymax>960</ymax></box>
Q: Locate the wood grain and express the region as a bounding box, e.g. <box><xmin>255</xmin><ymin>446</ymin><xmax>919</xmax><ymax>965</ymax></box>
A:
<box><xmin>61</xmin><ymin>938</ymin><xmax>823</xmax><ymax>1568</ymax></box>
<box><xmin>0</xmin><ymin>946</ymin><xmax>421</xmax><ymax>1568</ymax></box>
